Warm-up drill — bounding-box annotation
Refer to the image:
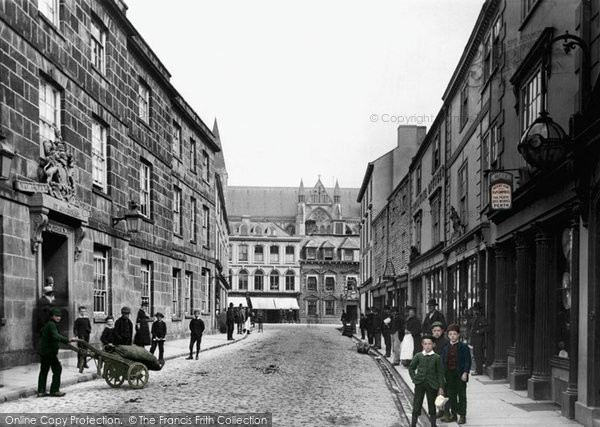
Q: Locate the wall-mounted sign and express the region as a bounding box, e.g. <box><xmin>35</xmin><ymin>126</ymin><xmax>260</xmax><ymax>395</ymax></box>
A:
<box><xmin>490</xmin><ymin>171</ymin><xmax>513</xmax><ymax>210</ymax></box>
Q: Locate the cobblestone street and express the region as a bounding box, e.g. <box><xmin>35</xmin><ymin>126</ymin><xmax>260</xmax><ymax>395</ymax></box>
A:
<box><xmin>1</xmin><ymin>325</ymin><xmax>403</xmax><ymax>426</ymax></box>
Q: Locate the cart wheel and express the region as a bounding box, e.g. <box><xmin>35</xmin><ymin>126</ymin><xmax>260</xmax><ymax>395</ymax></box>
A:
<box><xmin>104</xmin><ymin>364</ymin><xmax>125</xmax><ymax>388</ymax></box>
<box><xmin>127</xmin><ymin>362</ymin><xmax>149</xmax><ymax>389</ymax></box>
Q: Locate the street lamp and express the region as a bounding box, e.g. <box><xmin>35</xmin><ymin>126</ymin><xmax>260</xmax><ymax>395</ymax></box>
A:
<box><xmin>518</xmin><ymin>111</ymin><xmax>571</xmax><ymax>170</ymax></box>
<box><xmin>112</xmin><ymin>200</ymin><xmax>144</xmax><ymax>233</ymax></box>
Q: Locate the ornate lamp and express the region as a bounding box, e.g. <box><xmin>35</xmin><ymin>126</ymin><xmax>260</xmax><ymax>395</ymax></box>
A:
<box><xmin>0</xmin><ymin>142</ymin><xmax>14</xmax><ymax>180</ymax></box>
<box><xmin>518</xmin><ymin>111</ymin><xmax>571</xmax><ymax>170</ymax></box>
<box><xmin>112</xmin><ymin>200</ymin><xmax>144</xmax><ymax>233</ymax></box>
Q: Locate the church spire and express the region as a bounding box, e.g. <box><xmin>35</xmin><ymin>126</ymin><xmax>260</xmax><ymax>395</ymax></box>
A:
<box><xmin>298</xmin><ymin>179</ymin><xmax>305</xmax><ymax>203</ymax></box>
<box><xmin>334</xmin><ymin>179</ymin><xmax>341</xmax><ymax>203</ymax></box>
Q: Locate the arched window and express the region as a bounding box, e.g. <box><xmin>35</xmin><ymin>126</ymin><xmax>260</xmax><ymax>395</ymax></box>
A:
<box><xmin>270</xmin><ymin>270</ymin><xmax>280</xmax><ymax>291</ymax></box>
<box><xmin>238</xmin><ymin>270</ymin><xmax>248</xmax><ymax>290</ymax></box>
<box><xmin>285</xmin><ymin>270</ymin><xmax>295</xmax><ymax>291</ymax></box>
<box><xmin>240</xmin><ymin>224</ymin><xmax>249</xmax><ymax>236</ymax></box>
<box><xmin>254</xmin><ymin>270</ymin><xmax>264</xmax><ymax>291</ymax></box>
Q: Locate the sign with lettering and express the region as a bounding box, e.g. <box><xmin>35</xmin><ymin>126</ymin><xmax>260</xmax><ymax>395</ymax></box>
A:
<box><xmin>490</xmin><ymin>172</ymin><xmax>513</xmax><ymax>210</ymax></box>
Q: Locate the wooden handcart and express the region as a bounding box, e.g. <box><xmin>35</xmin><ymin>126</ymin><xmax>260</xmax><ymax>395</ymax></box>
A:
<box><xmin>67</xmin><ymin>339</ymin><xmax>151</xmax><ymax>389</ymax></box>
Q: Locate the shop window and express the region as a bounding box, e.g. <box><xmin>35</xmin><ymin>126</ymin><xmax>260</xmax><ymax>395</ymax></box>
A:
<box><xmin>556</xmin><ymin>227</ymin><xmax>572</xmax><ymax>358</ymax></box>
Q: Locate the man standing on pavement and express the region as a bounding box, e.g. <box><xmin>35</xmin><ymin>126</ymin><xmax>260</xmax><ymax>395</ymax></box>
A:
<box><xmin>381</xmin><ymin>305</ymin><xmax>392</xmax><ymax>357</ymax></box>
<box><xmin>390</xmin><ymin>307</ymin><xmax>405</xmax><ymax>366</ymax></box>
<box><xmin>371</xmin><ymin>307</ymin><xmax>383</xmax><ymax>350</ymax></box>
<box><xmin>359</xmin><ymin>313</ymin><xmax>367</xmax><ymax>340</ymax></box>
<box><xmin>423</xmin><ymin>298</ymin><xmax>446</xmax><ymax>334</ymax></box>
<box><xmin>469</xmin><ymin>302</ymin><xmax>489</xmax><ymax>375</ymax></box>
<box><xmin>114</xmin><ymin>306</ymin><xmax>134</xmax><ymax>345</ymax></box>
<box><xmin>366</xmin><ymin>307</ymin><xmax>375</xmax><ymax>345</ymax></box>
<box><xmin>237</xmin><ymin>304</ymin><xmax>245</xmax><ymax>334</ymax></box>
<box><xmin>406</xmin><ymin>305</ymin><xmax>422</xmax><ymax>355</ymax></box>
<box><xmin>187</xmin><ymin>309</ymin><xmax>205</xmax><ymax>360</ymax></box>
<box><xmin>226</xmin><ymin>303</ymin><xmax>235</xmax><ymax>341</ymax></box>
<box><xmin>38</xmin><ymin>307</ymin><xmax>76</xmax><ymax>397</ymax></box>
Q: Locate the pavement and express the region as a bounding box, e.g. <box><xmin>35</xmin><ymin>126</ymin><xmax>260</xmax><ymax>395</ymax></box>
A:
<box><xmin>0</xmin><ymin>331</ymin><xmax>248</xmax><ymax>404</ymax></box>
<box><xmin>362</xmin><ymin>334</ymin><xmax>582</xmax><ymax>427</ymax></box>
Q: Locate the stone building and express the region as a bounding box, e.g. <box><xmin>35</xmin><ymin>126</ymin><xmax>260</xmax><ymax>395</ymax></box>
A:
<box><xmin>227</xmin><ymin>179</ymin><xmax>360</xmax><ymax>322</ymax></box>
<box><xmin>0</xmin><ymin>0</ymin><xmax>228</xmax><ymax>369</ymax></box>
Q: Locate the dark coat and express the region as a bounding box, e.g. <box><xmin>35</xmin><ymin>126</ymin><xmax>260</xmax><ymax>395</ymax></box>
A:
<box><xmin>441</xmin><ymin>341</ymin><xmax>472</xmax><ymax>381</ymax></box>
<box><xmin>151</xmin><ymin>320</ymin><xmax>167</xmax><ymax>340</ymax></box>
<box><xmin>100</xmin><ymin>327</ymin><xmax>116</xmax><ymax>346</ymax></box>
<box><xmin>406</xmin><ymin>315</ymin><xmax>422</xmax><ymax>354</ymax></box>
<box><xmin>134</xmin><ymin>309</ymin><xmax>152</xmax><ymax>346</ymax></box>
<box><xmin>189</xmin><ymin>318</ymin><xmax>205</xmax><ymax>337</ymax></box>
<box><xmin>359</xmin><ymin>317</ymin><xmax>367</xmax><ymax>330</ymax></box>
<box><xmin>114</xmin><ymin>316</ymin><xmax>133</xmax><ymax>345</ymax></box>
<box><xmin>40</xmin><ymin>320</ymin><xmax>69</xmax><ymax>356</ymax></box>
<box><xmin>469</xmin><ymin>314</ymin><xmax>489</xmax><ymax>344</ymax></box>
<box><xmin>433</xmin><ymin>334</ymin><xmax>449</xmax><ymax>356</ymax></box>
<box><xmin>36</xmin><ymin>296</ymin><xmax>54</xmax><ymax>336</ymax></box>
<box><xmin>422</xmin><ymin>309</ymin><xmax>446</xmax><ymax>334</ymax></box>
<box><xmin>371</xmin><ymin>312</ymin><xmax>383</xmax><ymax>333</ymax></box>
<box><xmin>226</xmin><ymin>307</ymin><xmax>235</xmax><ymax>323</ymax></box>
<box><xmin>73</xmin><ymin>317</ymin><xmax>91</xmax><ymax>340</ymax></box>
<box><xmin>390</xmin><ymin>313</ymin><xmax>405</xmax><ymax>339</ymax></box>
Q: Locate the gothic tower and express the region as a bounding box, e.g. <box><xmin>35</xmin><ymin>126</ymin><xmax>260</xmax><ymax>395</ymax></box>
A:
<box><xmin>296</xmin><ymin>179</ymin><xmax>306</xmax><ymax>235</ymax></box>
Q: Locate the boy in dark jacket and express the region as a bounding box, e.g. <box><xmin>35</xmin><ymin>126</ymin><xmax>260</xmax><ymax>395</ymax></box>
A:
<box><xmin>441</xmin><ymin>323</ymin><xmax>472</xmax><ymax>425</ymax></box>
<box><xmin>73</xmin><ymin>306</ymin><xmax>91</xmax><ymax>370</ymax></box>
<box><xmin>114</xmin><ymin>306</ymin><xmax>133</xmax><ymax>345</ymax></box>
<box><xmin>100</xmin><ymin>315</ymin><xmax>116</xmax><ymax>348</ymax></box>
<box><xmin>38</xmin><ymin>308</ymin><xmax>75</xmax><ymax>397</ymax></box>
<box><xmin>187</xmin><ymin>309</ymin><xmax>205</xmax><ymax>360</ymax></box>
<box><xmin>150</xmin><ymin>312</ymin><xmax>167</xmax><ymax>363</ymax></box>
<box><xmin>408</xmin><ymin>334</ymin><xmax>444</xmax><ymax>427</ymax></box>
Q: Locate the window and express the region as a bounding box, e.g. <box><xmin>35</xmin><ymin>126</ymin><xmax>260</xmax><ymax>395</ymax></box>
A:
<box><xmin>343</xmin><ymin>249</ymin><xmax>354</xmax><ymax>261</ymax></box>
<box><xmin>202</xmin><ymin>150</ymin><xmax>210</xmax><ymax>182</ymax></box>
<box><xmin>323</xmin><ymin>248</ymin><xmax>333</xmax><ymax>260</ymax></box>
<box><xmin>415</xmin><ymin>162</ymin><xmax>422</xmax><ymax>194</ymax></box>
<box><xmin>254</xmin><ymin>270</ymin><xmax>264</xmax><ymax>291</ymax></box>
<box><xmin>202</xmin><ymin>269</ymin><xmax>210</xmax><ymax>313</ymax></box>
<box><xmin>202</xmin><ymin>206</ymin><xmax>210</xmax><ymax>248</ymax></box>
<box><xmin>431</xmin><ymin>194</ymin><xmax>441</xmax><ymax>245</ymax></box>
<box><xmin>306</xmin><ymin>247</ymin><xmax>316</xmax><ymax>260</ymax></box>
<box><xmin>285</xmin><ymin>271</ymin><xmax>295</xmax><ymax>291</ymax></box>
<box><xmin>270</xmin><ymin>271</ymin><xmax>280</xmax><ymax>291</ymax></box>
<box><xmin>491</xmin><ymin>125</ymin><xmax>500</xmax><ymax>165</ymax></box>
<box><xmin>228</xmin><ymin>244</ymin><xmax>233</xmax><ymax>262</ymax></box>
<box><xmin>138</xmin><ymin>79</ymin><xmax>150</xmax><ymax>122</ymax></box>
<box><xmin>93</xmin><ymin>248</ymin><xmax>108</xmax><ymax>315</ymax></box>
<box><xmin>172</xmin><ymin>269</ymin><xmax>181</xmax><ymax>318</ymax></box>
<box><xmin>141</xmin><ymin>261</ymin><xmax>152</xmax><ymax>311</ymax></box>
<box><xmin>521</xmin><ymin>68</ymin><xmax>543</xmax><ymax>131</ymax></box>
<box><xmin>307</xmin><ymin>301</ymin><xmax>317</xmax><ymax>316</ymax></box>
<box><xmin>39</xmin><ymin>81</ymin><xmax>60</xmax><ymax>152</ymax></box>
<box><xmin>483</xmin><ymin>34</ymin><xmax>492</xmax><ymax>81</ymax></box>
<box><xmin>414</xmin><ymin>211</ymin><xmax>422</xmax><ymax>252</ymax></box>
<box><xmin>190</xmin><ymin>138</ymin><xmax>197</xmax><ymax>172</ymax></box>
<box><xmin>238</xmin><ymin>270</ymin><xmax>248</xmax><ymax>291</ymax></box>
<box><xmin>173</xmin><ymin>187</ymin><xmax>182</xmax><ymax>235</ymax></box>
<box><xmin>458</xmin><ymin>163</ymin><xmax>469</xmax><ymax>225</ymax></box>
<box><xmin>482</xmin><ymin>132</ymin><xmax>491</xmax><ymax>207</ymax></box>
<box><xmin>270</xmin><ymin>246</ymin><xmax>279</xmax><ymax>263</ymax></box>
<box><xmin>184</xmin><ymin>272</ymin><xmax>193</xmax><ymax>316</ymax></box>
<box><xmin>172</xmin><ymin>122</ymin><xmax>181</xmax><ymax>158</ymax></box>
<box><xmin>346</xmin><ymin>276</ymin><xmax>357</xmax><ymax>292</ymax></box>
<box><xmin>38</xmin><ymin>0</ymin><xmax>59</xmax><ymax>26</ymax></box>
<box><xmin>492</xmin><ymin>17</ymin><xmax>501</xmax><ymax>70</ymax></box>
<box><xmin>285</xmin><ymin>246</ymin><xmax>295</xmax><ymax>263</ymax></box>
<box><xmin>191</xmin><ymin>198</ymin><xmax>197</xmax><ymax>243</ymax></box>
<box><xmin>139</xmin><ymin>162</ymin><xmax>151</xmax><ymax>217</ymax></box>
<box><xmin>325</xmin><ymin>276</ymin><xmax>335</xmax><ymax>292</ymax></box>
<box><xmin>334</xmin><ymin>222</ymin><xmax>344</xmax><ymax>235</ymax></box>
<box><xmin>91</xmin><ymin>119</ymin><xmax>107</xmax><ymax>190</ymax></box>
<box><xmin>307</xmin><ymin>276</ymin><xmax>317</xmax><ymax>291</ymax></box>
<box><xmin>91</xmin><ymin>18</ymin><xmax>106</xmax><ymax>73</ymax></box>
<box><xmin>432</xmin><ymin>133</ymin><xmax>440</xmax><ymax>172</ymax></box>
<box><xmin>254</xmin><ymin>245</ymin><xmax>264</xmax><ymax>263</ymax></box>
<box><xmin>239</xmin><ymin>245</ymin><xmax>248</xmax><ymax>262</ymax></box>
<box><xmin>522</xmin><ymin>0</ymin><xmax>537</xmax><ymax>18</ymax></box>
<box><xmin>446</xmin><ymin>104</ymin><xmax>453</xmax><ymax>148</ymax></box>
<box><xmin>325</xmin><ymin>300</ymin><xmax>335</xmax><ymax>316</ymax></box>
<box><xmin>460</xmin><ymin>83</ymin><xmax>469</xmax><ymax>129</ymax></box>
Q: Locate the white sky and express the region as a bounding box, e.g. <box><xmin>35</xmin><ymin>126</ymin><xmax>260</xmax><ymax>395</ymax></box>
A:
<box><xmin>126</xmin><ymin>0</ymin><xmax>485</xmax><ymax>188</ymax></box>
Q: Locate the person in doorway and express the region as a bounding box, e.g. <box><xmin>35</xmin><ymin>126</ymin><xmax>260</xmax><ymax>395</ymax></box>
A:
<box><xmin>408</xmin><ymin>334</ymin><xmax>444</xmax><ymax>427</ymax></box>
<box><xmin>37</xmin><ymin>307</ymin><xmax>76</xmax><ymax>397</ymax></box>
<box><xmin>100</xmin><ymin>315</ymin><xmax>116</xmax><ymax>348</ymax></box>
<box><xmin>150</xmin><ymin>312</ymin><xmax>167</xmax><ymax>363</ymax></box>
<box><xmin>226</xmin><ymin>303</ymin><xmax>235</xmax><ymax>340</ymax></box>
<box><xmin>359</xmin><ymin>313</ymin><xmax>367</xmax><ymax>340</ymax></box>
<box><xmin>73</xmin><ymin>306</ymin><xmax>91</xmax><ymax>370</ymax></box>
<box><xmin>406</xmin><ymin>305</ymin><xmax>423</xmax><ymax>355</ymax></box>
<box><xmin>382</xmin><ymin>305</ymin><xmax>392</xmax><ymax>357</ymax></box>
<box><xmin>133</xmin><ymin>301</ymin><xmax>152</xmax><ymax>348</ymax></box>
<box><xmin>441</xmin><ymin>324</ymin><xmax>472</xmax><ymax>425</ymax></box>
<box><xmin>423</xmin><ymin>298</ymin><xmax>446</xmax><ymax>334</ymax></box>
<box><xmin>114</xmin><ymin>306</ymin><xmax>134</xmax><ymax>345</ymax></box>
<box><xmin>469</xmin><ymin>302</ymin><xmax>489</xmax><ymax>375</ymax></box>
<box><xmin>187</xmin><ymin>309</ymin><xmax>205</xmax><ymax>360</ymax></box>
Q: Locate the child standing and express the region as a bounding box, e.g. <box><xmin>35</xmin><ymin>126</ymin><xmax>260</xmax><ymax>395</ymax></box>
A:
<box><xmin>100</xmin><ymin>315</ymin><xmax>116</xmax><ymax>348</ymax></box>
<box><xmin>408</xmin><ymin>334</ymin><xmax>444</xmax><ymax>427</ymax></box>
<box><xmin>441</xmin><ymin>323</ymin><xmax>472</xmax><ymax>425</ymax></box>
<box><xmin>73</xmin><ymin>306</ymin><xmax>91</xmax><ymax>370</ymax></box>
<box><xmin>150</xmin><ymin>312</ymin><xmax>167</xmax><ymax>363</ymax></box>
<box><xmin>187</xmin><ymin>309</ymin><xmax>205</xmax><ymax>360</ymax></box>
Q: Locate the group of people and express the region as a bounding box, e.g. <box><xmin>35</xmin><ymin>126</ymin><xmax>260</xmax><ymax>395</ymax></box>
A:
<box><xmin>225</xmin><ymin>303</ymin><xmax>263</xmax><ymax>340</ymax></box>
<box><xmin>357</xmin><ymin>298</ymin><xmax>489</xmax><ymax>425</ymax></box>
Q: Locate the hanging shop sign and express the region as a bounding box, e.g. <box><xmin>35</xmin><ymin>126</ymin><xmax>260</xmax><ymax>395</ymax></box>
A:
<box><xmin>490</xmin><ymin>171</ymin><xmax>513</xmax><ymax>210</ymax></box>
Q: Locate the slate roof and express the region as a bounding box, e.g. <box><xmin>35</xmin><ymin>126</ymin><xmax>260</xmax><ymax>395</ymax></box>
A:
<box><xmin>226</xmin><ymin>186</ymin><xmax>361</xmax><ymax>219</ymax></box>
<box><xmin>300</xmin><ymin>235</ymin><xmax>359</xmax><ymax>249</ymax></box>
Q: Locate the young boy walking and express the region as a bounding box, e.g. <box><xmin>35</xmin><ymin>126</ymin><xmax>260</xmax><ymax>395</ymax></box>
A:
<box><xmin>408</xmin><ymin>334</ymin><xmax>444</xmax><ymax>427</ymax></box>
<box><xmin>73</xmin><ymin>306</ymin><xmax>91</xmax><ymax>370</ymax></box>
<box><xmin>441</xmin><ymin>323</ymin><xmax>472</xmax><ymax>424</ymax></box>
<box><xmin>187</xmin><ymin>309</ymin><xmax>205</xmax><ymax>360</ymax></box>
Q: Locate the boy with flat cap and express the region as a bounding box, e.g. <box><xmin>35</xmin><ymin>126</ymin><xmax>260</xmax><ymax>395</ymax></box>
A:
<box><xmin>114</xmin><ymin>306</ymin><xmax>134</xmax><ymax>345</ymax></box>
<box><xmin>441</xmin><ymin>323</ymin><xmax>472</xmax><ymax>424</ymax></box>
<box><xmin>38</xmin><ymin>307</ymin><xmax>76</xmax><ymax>397</ymax></box>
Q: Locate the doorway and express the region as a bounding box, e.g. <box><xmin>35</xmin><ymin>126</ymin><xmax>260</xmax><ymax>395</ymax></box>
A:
<box><xmin>42</xmin><ymin>231</ymin><xmax>70</xmax><ymax>336</ymax></box>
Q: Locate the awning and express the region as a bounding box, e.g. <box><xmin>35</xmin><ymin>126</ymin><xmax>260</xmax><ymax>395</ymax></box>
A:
<box><xmin>272</xmin><ymin>297</ymin><xmax>300</xmax><ymax>310</ymax></box>
<box><xmin>227</xmin><ymin>296</ymin><xmax>248</xmax><ymax>307</ymax></box>
<box><xmin>250</xmin><ymin>297</ymin><xmax>276</xmax><ymax>310</ymax></box>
